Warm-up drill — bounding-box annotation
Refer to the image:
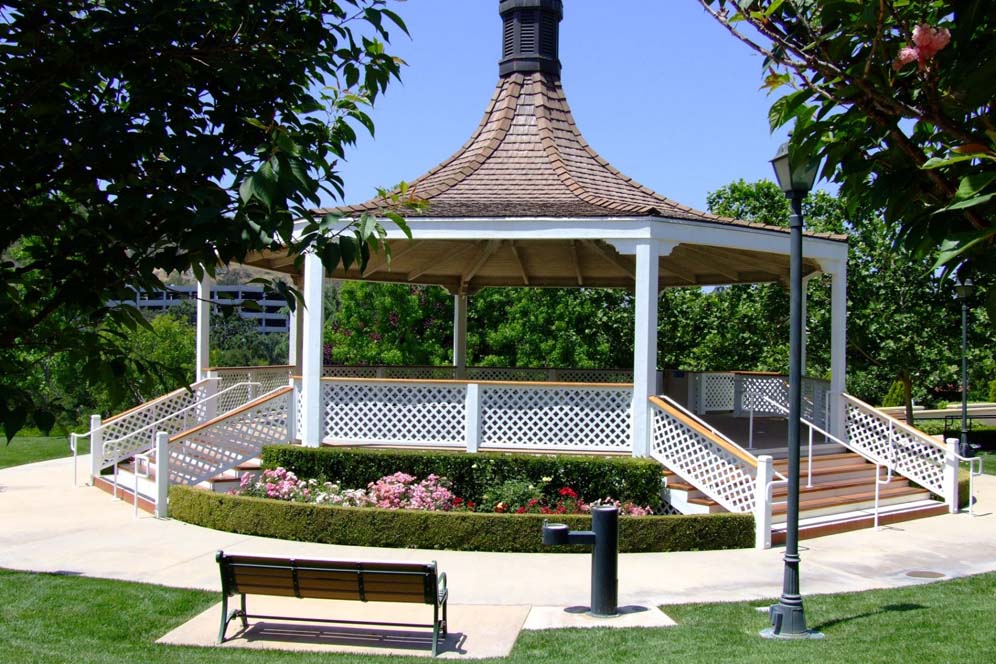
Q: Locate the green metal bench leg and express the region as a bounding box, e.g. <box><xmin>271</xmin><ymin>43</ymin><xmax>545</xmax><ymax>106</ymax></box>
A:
<box><xmin>218</xmin><ymin>594</ymin><xmax>229</xmax><ymax>643</ymax></box>
<box><xmin>432</xmin><ymin>603</ymin><xmax>440</xmax><ymax>657</ymax></box>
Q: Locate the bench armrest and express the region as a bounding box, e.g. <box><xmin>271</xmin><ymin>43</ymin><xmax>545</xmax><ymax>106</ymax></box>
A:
<box><xmin>437</xmin><ymin>571</ymin><xmax>448</xmax><ymax>602</ymax></box>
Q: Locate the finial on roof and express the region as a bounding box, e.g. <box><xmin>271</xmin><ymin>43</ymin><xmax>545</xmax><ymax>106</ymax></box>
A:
<box><xmin>498</xmin><ymin>0</ymin><xmax>563</xmax><ymax>77</ymax></box>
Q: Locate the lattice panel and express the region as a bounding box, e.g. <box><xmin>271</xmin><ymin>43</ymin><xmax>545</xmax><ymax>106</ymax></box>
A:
<box><xmin>323</xmin><ymin>366</ymin><xmax>378</xmax><ymax>378</ymax></box>
<box><xmin>251</xmin><ymin>368</ymin><xmax>292</xmax><ymax>394</ymax></box>
<box><xmin>170</xmin><ymin>390</ymin><xmax>292</xmax><ymax>486</ymax></box>
<box><xmin>479</xmin><ymin>386</ymin><xmax>631</xmax><ymax>451</ymax></box>
<box><xmin>738</xmin><ymin>375</ymin><xmax>788</xmax><ymax>415</ymax></box>
<box><xmin>845</xmin><ymin>399</ymin><xmax>945</xmax><ymax>494</ymax></box>
<box><xmin>466</xmin><ymin>367</ymin><xmax>547</xmax><ymax>382</ymax></box>
<box><xmin>384</xmin><ymin>366</ymin><xmax>456</xmax><ymax>380</ymax></box>
<box><xmin>215</xmin><ymin>383</ymin><xmax>256</xmax><ymax>416</ymax></box>
<box><xmin>98</xmin><ymin>383</ymin><xmax>209</xmax><ymax>468</ymax></box>
<box><xmin>215</xmin><ymin>370</ymin><xmax>252</xmax><ymax>393</ymax></box>
<box><xmin>802</xmin><ymin>378</ymin><xmax>830</xmax><ymax>429</ymax></box>
<box><xmin>557</xmin><ymin>369</ymin><xmax>633</xmax><ymax>383</ymax></box>
<box><xmin>649</xmin><ymin>402</ymin><xmax>756</xmax><ymax>513</ymax></box>
<box><xmin>322</xmin><ymin>381</ymin><xmax>466</xmax><ymax>446</ymax></box>
<box><xmin>699</xmin><ymin>373</ymin><xmax>736</xmax><ymax>412</ymax></box>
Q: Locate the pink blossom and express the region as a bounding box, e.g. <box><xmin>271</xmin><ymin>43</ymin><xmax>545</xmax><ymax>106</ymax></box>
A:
<box><xmin>894</xmin><ymin>24</ymin><xmax>951</xmax><ymax>71</ymax></box>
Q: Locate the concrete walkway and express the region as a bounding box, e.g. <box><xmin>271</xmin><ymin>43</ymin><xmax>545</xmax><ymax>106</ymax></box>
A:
<box><xmin>3</xmin><ymin>455</ymin><xmax>994</xmax><ymax>608</ymax></box>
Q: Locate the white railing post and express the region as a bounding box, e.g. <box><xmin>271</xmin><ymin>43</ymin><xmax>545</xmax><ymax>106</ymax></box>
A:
<box><xmin>944</xmin><ymin>437</ymin><xmax>960</xmax><ymax>514</ymax></box>
<box><xmin>734</xmin><ymin>374</ymin><xmax>744</xmax><ymax>417</ymax></box>
<box><xmin>155</xmin><ymin>432</ymin><xmax>169</xmax><ymax>518</ymax></box>
<box><xmin>89</xmin><ymin>414</ymin><xmax>103</xmax><ymax>482</ymax></box>
<box><xmin>465</xmin><ymin>383</ymin><xmax>481</xmax><ymax>453</ymax></box>
<box><xmin>287</xmin><ymin>376</ymin><xmax>298</xmax><ymax>443</ymax></box>
<box><xmin>754</xmin><ymin>455</ymin><xmax>774</xmax><ymax>550</ymax></box>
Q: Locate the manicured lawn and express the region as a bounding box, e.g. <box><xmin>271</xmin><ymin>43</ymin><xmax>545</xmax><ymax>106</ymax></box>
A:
<box><xmin>1</xmin><ymin>568</ymin><xmax>993</xmax><ymax>663</ymax></box>
<box><xmin>0</xmin><ymin>436</ymin><xmax>85</xmax><ymax>470</ymax></box>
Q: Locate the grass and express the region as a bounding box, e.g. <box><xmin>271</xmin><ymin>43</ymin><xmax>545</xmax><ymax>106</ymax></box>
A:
<box><xmin>1</xmin><ymin>569</ymin><xmax>994</xmax><ymax>663</ymax></box>
<box><xmin>0</xmin><ymin>436</ymin><xmax>86</xmax><ymax>470</ymax></box>
<box><xmin>976</xmin><ymin>450</ymin><xmax>995</xmax><ymax>476</ymax></box>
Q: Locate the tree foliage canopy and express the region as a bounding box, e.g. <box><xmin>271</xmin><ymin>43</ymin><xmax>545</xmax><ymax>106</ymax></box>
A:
<box><xmin>0</xmin><ymin>0</ymin><xmax>411</xmax><ymax>438</ymax></box>
<box><xmin>699</xmin><ymin>0</ymin><xmax>995</xmax><ymax>318</ymax></box>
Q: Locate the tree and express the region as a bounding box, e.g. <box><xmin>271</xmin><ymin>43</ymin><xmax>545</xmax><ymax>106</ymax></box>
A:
<box><xmin>0</xmin><ymin>0</ymin><xmax>413</xmax><ymax>438</ymax></box>
<box><xmin>699</xmin><ymin>1</ymin><xmax>995</xmax><ymax>322</ymax></box>
<box><xmin>325</xmin><ymin>283</ymin><xmax>453</xmax><ymax>366</ymax></box>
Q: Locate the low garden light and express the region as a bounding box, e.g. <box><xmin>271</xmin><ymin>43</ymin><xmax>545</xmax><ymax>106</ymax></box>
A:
<box><xmin>762</xmin><ymin>141</ymin><xmax>823</xmax><ymax>640</ymax></box>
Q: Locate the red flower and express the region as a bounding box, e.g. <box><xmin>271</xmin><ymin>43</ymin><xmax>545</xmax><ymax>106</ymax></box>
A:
<box><xmin>559</xmin><ymin>487</ymin><xmax>578</xmax><ymax>498</ymax></box>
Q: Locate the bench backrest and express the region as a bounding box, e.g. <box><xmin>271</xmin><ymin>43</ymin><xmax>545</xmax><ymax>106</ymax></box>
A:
<box><xmin>217</xmin><ymin>552</ymin><xmax>437</xmax><ymax>604</ymax></box>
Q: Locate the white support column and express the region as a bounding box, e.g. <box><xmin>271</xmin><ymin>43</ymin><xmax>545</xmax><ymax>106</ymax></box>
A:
<box><xmin>453</xmin><ymin>294</ymin><xmax>468</xmax><ymax>379</ymax></box>
<box><xmin>828</xmin><ymin>259</ymin><xmax>848</xmax><ymax>440</ymax></box>
<box><xmin>195</xmin><ymin>274</ymin><xmax>215</xmax><ymax>382</ymax></box>
<box><xmin>300</xmin><ymin>252</ymin><xmax>325</xmax><ymax>447</ymax></box>
<box><xmin>630</xmin><ymin>240</ymin><xmax>661</xmax><ymax>457</ymax></box>
<box><xmin>288</xmin><ymin>276</ymin><xmax>305</xmax><ymax>371</ymax></box>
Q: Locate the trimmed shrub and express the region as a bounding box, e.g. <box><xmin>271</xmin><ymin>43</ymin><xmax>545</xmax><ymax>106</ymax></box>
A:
<box><xmin>261</xmin><ymin>446</ymin><xmax>664</xmax><ymax>509</ymax></box>
<box><xmin>989</xmin><ymin>379</ymin><xmax>996</xmax><ymax>403</ymax></box>
<box><xmin>169</xmin><ymin>486</ymin><xmax>755</xmax><ymax>553</ymax></box>
<box><xmin>914</xmin><ymin>420</ymin><xmax>996</xmax><ymax>450</ymax></box>
<box><xmin>880</xmin><ymin>380</ymin><xmax>906</xmax><ymax>408</ymax></box>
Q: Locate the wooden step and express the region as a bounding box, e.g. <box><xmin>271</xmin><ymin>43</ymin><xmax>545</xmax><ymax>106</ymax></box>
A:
<box><xmin>773</xmin><ymin>476</ymin><xmax>910</xmax><ymax>501</ymax></box>
<box><xmin>93</xmin><ymin>476</ymin><xmax>156</xmax><ymax>514</ymax></box>
<box><xmin>773</xmin><ymin>485</ymin><xmax>930</xmax><ymax>516</ymax></box>
<box><xmin>772</xmin><ymin>501</ymin><xmax>948</xmax><ymax>544</ymax></box>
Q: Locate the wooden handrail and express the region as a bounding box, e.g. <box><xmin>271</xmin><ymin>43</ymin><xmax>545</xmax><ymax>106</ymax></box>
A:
<box><xmin>315</xmin><ymin>376</ymin><xmax>634</xmax><ymax>389</ymax></box>
<box><xmin>207</xmin><ymin>365</ymin><xmax>294</xmax><ymax>372</ymax></box>
<box><xmin>648</xmin><ymin>396</ymin><xmax>759</xmax><ymax>468</ymax></box>
<box><xmin>103</xmin><ymin>379</ymin><xmax>210</xmax><ymax>425</ymax></box>
<box><xmin>842</xmin><ymin>393</ymin><xmax>945</xmax><ymax>451</ymax></box>
<box><xmin>170</xmin><ymin>386</ymin><xmax>293</xmax><ymax>442</ymax></box>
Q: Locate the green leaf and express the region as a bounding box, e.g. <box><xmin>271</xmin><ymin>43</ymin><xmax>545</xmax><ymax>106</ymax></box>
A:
<box><xmin>33</xmin><ymin>410</ymin><xmax>56</xmax><ymax>436</ymax></box>
<box><xmin>922</xmin><ymin>154</ymin><xmax>977</xmax><ymax>170</ymax></box>
<box><xmin>339</xmin><ymin>237</ymin><xmax>356</xmax><ymax>271</ymax></box>
<box><xmin>955</xmin><ymin>173</ymin><xmax>996</xmax><ymax>201</ymax></box>
<box><xmin>941</xmin><ymin>193</ymin><xmax>996</xmax><ymax>212</ymax></box>
<box><xmin>244</xmin><ymin>118</ymin><xmax>268</xmax><ymax>130</ymax></box>
<box><xmin>932</xmin><ymin>227</ymin><xmax>996</xmax><ymax>268</ymax></box>
<box><xmin>3</xmin><ymin>407</ymin><xmax>27</xmax><ymax>442</ymax></box>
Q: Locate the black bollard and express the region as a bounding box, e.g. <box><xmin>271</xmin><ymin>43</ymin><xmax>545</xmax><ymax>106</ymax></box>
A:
<box><xmin>541</xmin><ymin>505</ymin><xmax>619</xmax><ymax>617</ymax></box>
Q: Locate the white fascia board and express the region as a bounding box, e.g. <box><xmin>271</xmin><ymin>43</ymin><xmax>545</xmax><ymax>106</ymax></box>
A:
<box><xmin>291</xmin><ymin>214</ymin><xmax>849</xmax><ymax>263</ymax></box>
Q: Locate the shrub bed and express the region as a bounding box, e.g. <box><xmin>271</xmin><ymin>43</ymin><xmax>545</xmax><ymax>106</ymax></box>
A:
<box><xmin>261</xmin><ymin>446</ymin><xmax>664</xmax><ymax>509</ymax></box>
<box><xmin>169</xmin><ymin>486</ymin><xmax>755</xmax><ymax>553</ymax></box>
<box><xmin>914</xmin><ymin>420</ymin><xmax>996</xmax><ymax>449</ymax></box>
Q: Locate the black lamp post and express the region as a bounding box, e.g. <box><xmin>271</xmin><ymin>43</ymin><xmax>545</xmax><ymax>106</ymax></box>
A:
<box><xmin>762</xmin><ymin>142</ymin><xmax>823</xmax><ymax>640</ymax></box>
<box><xmin>956</xmin><ymin>277</ymin><xmax>975</xmax><ymax>457</ymax></box>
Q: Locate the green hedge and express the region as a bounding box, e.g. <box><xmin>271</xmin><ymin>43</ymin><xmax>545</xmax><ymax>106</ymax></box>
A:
<box><xmin>169</xmin><ymin>486</ymin><xmax>754</xmax><ymax>553</ymax></box>
<box><xmin>261</xmin><ymin>446</ymin><xmax>664</xmax><ymax>509</ymax></box>
<box><xmin>913</xmin><ymin>420</ymin><xmax>996</xmax><ymax>449</ymax></box>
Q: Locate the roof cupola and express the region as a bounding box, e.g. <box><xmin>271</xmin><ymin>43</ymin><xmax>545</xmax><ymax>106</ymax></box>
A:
<box><xmin>498</xmin><ymin>0</ymin><xmax>563</xmax><ymax>77</ymax></box>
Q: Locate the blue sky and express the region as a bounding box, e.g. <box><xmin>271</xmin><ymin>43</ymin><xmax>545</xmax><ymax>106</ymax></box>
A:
<box><xmin>335</xmin><ymin>0</ymin><xmax>805</xmax><ymax>212</ymax></box>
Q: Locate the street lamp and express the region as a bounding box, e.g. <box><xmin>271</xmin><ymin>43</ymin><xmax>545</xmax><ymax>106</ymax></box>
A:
<box><xmin>763</xmin><ymin>141</ymin><xmax>823</xmax><ymax>640</ymax></box>
<box><xmin>956</xmin><ymin>276</ymin><xmax>975</xmax><ymax>457</ymax></box>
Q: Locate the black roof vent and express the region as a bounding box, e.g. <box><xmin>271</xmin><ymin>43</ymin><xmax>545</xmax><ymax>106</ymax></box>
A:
<box><xmin>499</xmin><ymin>0</ymin><xmax>563</xmax><ymax>77</ymax></box>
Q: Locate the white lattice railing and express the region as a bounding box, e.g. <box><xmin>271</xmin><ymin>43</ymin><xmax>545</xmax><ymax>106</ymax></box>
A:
<box><xmin>322</xmin><ymin>365</ymin><xmax>633</xmax><ymax>383</ymax></box>
<box><xmin>691</xmin><ymin>372</ymin><xmax>737</xmax><ymax>413</ymax></box>
<box><xmin>319</xmin><ymin>377</ymin><xmax>632</xmax><ymax>453</ymax></box>
<box><xmin>479</xmin><ymin>382</ymin><xmax>631</xmax><ymax>452</ymax></box>
<box><xmin>168</xmin><ymin>386</ymin><xmax>293</xmax><ymax>486</ymax></box>
<box><xmin>843</xmin><ymin>393</ymin><xmax>947</xmax><ymax>496</ymax></box>
<box><xmin>211</xmin><ymin>365</ymin><xmax>292</xmax><ymax>395</ymax></box>
<box><xmin>648</xmin><ymin>395</ymin><xmax>767</xmax><ymax>514</ymax></box>
<box><xmin>97</xmin><ymin>380</ymin><xmax>212</xmax><ymax>457</ymax></box>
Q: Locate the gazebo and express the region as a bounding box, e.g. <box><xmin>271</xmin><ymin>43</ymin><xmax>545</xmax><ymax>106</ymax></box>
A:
<box><xmin>225</xmin><ymin>0</ymin><xmax>849</xmax><ymax>452</ymax></box>
<box><xmin>85</xmin><ymin>2</ymin><xmax>971</xmax><ymax>546</ymax></box>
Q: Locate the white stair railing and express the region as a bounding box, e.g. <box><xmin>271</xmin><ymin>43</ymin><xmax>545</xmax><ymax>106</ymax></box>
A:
<box><xmin>843</xmin><ymin>394</ymin><xmax>948</xmax><ymax>497</ymax></box>
<box><xmin>165</xmin><ymin>386</ymin><xmax>293</xmax><ymax>489</ymax></box>
<box><xmin>648</xmin><ymin>395</ymin><xmax>784</xmax><ymax>513</ymax></box>
<box><xmin>82</xmin><ymin>381</ymin><xmax>262</xmax><ymax>475</ymax></box>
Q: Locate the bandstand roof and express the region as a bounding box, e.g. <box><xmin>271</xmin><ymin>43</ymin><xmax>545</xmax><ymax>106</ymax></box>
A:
<box><xmin>246</xmin><ymin>0</ymin><xmax>847</xmax><ymax>293</ymax></box>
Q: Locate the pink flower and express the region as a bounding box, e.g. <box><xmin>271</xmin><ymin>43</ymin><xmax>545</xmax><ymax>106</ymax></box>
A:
<box><xmin>894</xmin><ymin>24</ymin><xmax>951</xmax><ymax>71</ymax></box>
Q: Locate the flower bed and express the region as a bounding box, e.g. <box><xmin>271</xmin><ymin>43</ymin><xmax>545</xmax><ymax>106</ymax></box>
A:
<box><xmin>233</xmin><ymin>467</ymin><xmax>653</xmax><ymax>516</ymax></box>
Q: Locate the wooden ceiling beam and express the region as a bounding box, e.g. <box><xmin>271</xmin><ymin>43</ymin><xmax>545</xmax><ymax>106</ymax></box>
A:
<box><xmin>570</xmin><ymin>240</ymin><xmax>584</xmax><ymax>286</ymax></box>
<box><xmin>362</xmin><ymin>240</ymin><xmax>421</xmax><ymax>277</ymax></box>
<box><xmin>583</xmin><ymin>240</ymin><xmax>636</xmax><ymax>279</ymax></box>
<box><xmin>407</xmin><ymin>242</ymin><xmax>477</xmax><ymax>282</ymax></box>
<box><xmin>680</xmin><ymin>246</ymin><xmax>742</xmax><ymax>282</ymax></box>
<box><xmin>509</xmin><ymin>241</ymin><xmax>530</xmax><ymax>286</ymax></box>
<box><xmin>462</xmin><ymin>240</ymin><xmax>503</xmax><ymax>288</ymax></box>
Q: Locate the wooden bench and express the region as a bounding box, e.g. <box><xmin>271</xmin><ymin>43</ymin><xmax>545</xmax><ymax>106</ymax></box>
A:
<box><xmin>216</xmin><ymin>550</ymin><xmax>449</xmax><ymax>656</ymax></box>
